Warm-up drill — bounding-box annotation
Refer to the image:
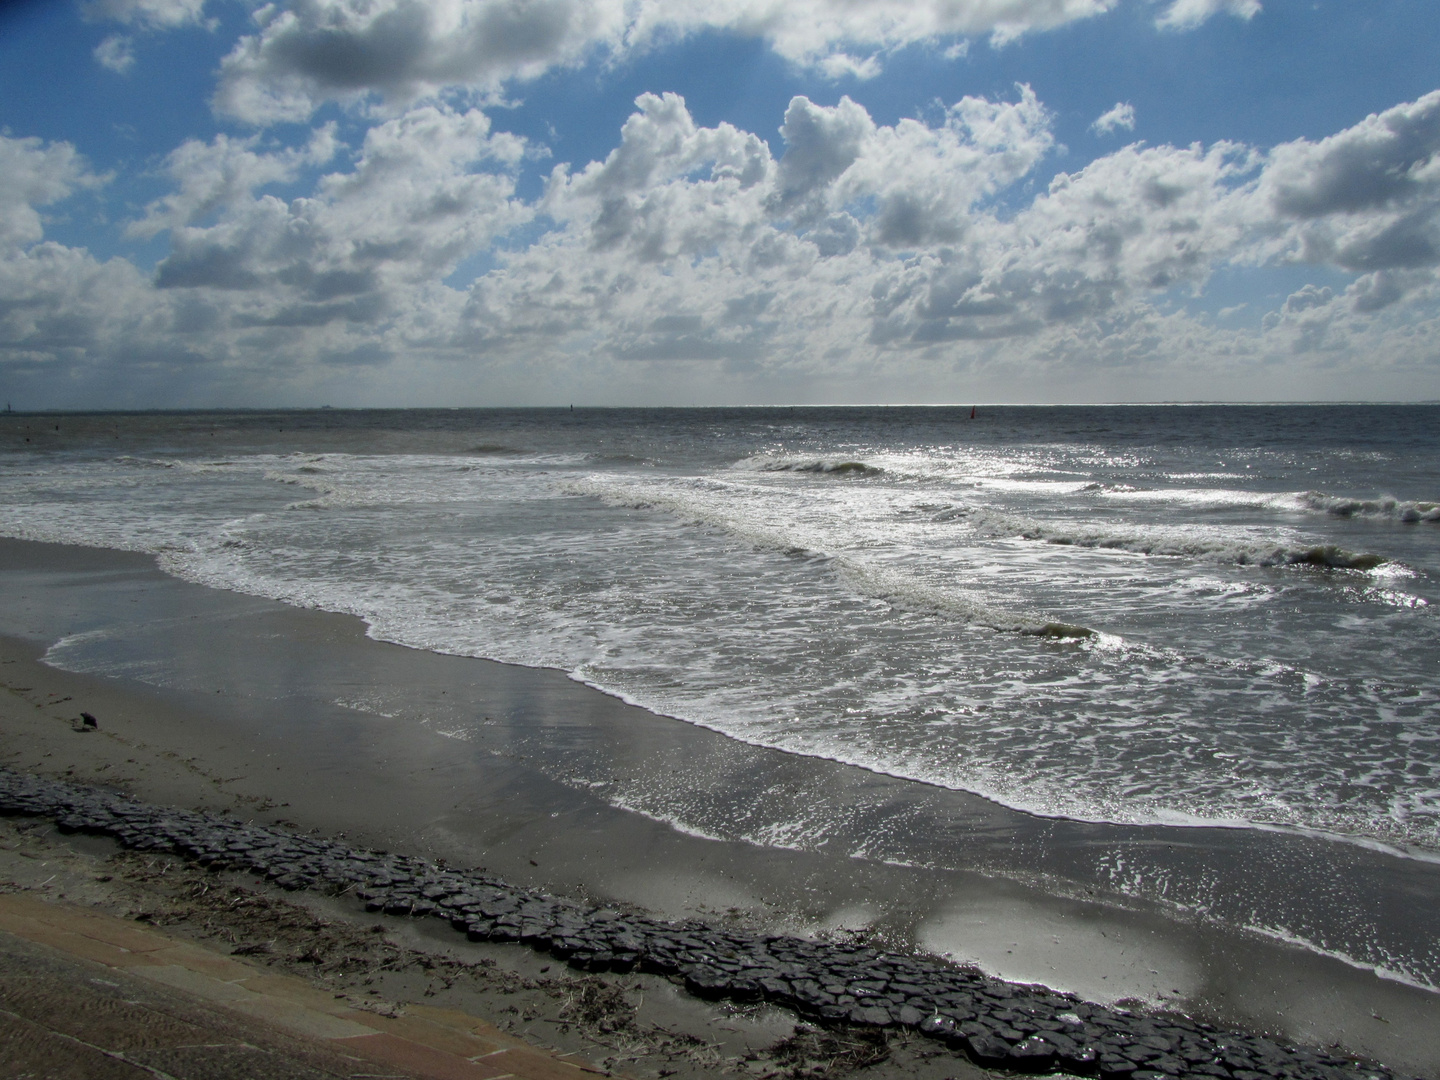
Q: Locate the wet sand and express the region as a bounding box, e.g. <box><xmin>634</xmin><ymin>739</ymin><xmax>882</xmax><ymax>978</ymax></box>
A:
<box><xmin>2</xmin><ymin>815</ymin><xmax>943</xmax><ymax>1080</ymax></box>
<box><xmin>2</xmin><ymin>537</ymin><xmax>1438</xmax><ymax>1075</ymax></box>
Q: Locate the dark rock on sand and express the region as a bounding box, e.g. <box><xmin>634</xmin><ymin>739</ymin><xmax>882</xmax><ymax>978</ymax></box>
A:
<box><xmin>0</xmin><ymin>766</ymin><xmax>1419</xmax><ymax>1080</ymax></box>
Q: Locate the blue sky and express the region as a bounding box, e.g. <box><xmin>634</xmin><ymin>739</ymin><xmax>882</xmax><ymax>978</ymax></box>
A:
<box><xmin>2</xmin><ymin>0</ymin><xmax>1439</xmax><ymax>406</ymax></box>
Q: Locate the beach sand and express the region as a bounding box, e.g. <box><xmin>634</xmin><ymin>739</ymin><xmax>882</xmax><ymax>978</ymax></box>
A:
<box><xmin>0</xmin><ymin>813</ymin><xmax>969</xmax><ymax>1079</ymax></box>
<box><xmin>2</xmin><ymin>538</ymin><xmax>1438</xmax><ymax>1076</ymax></box>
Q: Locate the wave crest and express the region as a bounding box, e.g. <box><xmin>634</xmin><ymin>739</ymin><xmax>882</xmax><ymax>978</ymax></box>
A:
<box><xmin>736</xmin><ymin>456</ymin><xmax>883</xmax><ymax>476</ymax></box>
<box><xmin>955</xmin><ymin>508</ymin><xmax>1391</xmax><ymax>571</ymax></box>
<box><xmin>565</xmin><ymin>475</ymin><xmax>1095</xmax><ymax>638</ymax></box>
<box><xmin>1299</xmin><ymin>491</ymin><xmax>1440</xmax><ymax>523</ymax></box>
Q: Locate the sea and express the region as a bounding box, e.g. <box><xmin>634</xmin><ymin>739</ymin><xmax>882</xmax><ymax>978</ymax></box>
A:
<box><xmin>2</xmin><ymin>404</ymin><xmax>1438</xmax><ymax>989</ymax></box>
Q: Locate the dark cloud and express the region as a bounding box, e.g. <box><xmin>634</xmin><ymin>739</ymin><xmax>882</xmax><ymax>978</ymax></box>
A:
<box><xmin>722</xmin><ymin>291</ymin><xmax>775</xmax><ymax>322</ymax></box>
<box><xmin>235</xmin><ymin>296</ymin><xmax>385</xmax><ymax>327</ymax></box>
<box><xmin>277</xmin><ymin>265</ymin><xmax>378</xmax><ymax>300</ymax></box>
<box><xmin>265</xmin><ymin>2</ymin><xmax>435</xmax><ymax>91</ymax></box>
<box><xmin>613</xmin><ymin>335</ymin><xmax>757</xmax><ymax>362</ymax></box>
<box><xmin>873</xmin><ymin>191</ymin><xmax>965</xmax><ymax>248</ymax></box>
<box><xmin>1267</xmin><ymin>92</ymin><xmax>1440</xmax><ymax>219</ymax></box>
<box><xmin>319</xmin><ymin>341</ymin><xmax>393</xmax><ymax>366</ymax></box>
<box><xmin>806</xmin><ymin>214</ymin><xmax>859</xmax><ymax>257</ymax></box>
<box><xmin>154</xmin><ymin>242</ymin><xmax>264</xmax><ymax>289</ymax></box>
<box><xmin>217</xmin><ymin>0</ymin><xmax>610</xmax><ymax>121</ymax></box>
<box><xmin>909</xmin><ymin>316</ymin><xmax>1039</xmax><ymax>342</ymax></box>
<box><xmin>1348</xmin><ymin>270</ymin><xmax>1408</xmax><ymax>313</ymax></box>
<box><xmin>1333</xmin><ymin>211</ymin><xmax>1439</xmax><ymax>271</ymax></box>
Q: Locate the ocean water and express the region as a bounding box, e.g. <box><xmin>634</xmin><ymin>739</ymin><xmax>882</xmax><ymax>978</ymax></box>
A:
<box><xmin>3</xmin><ymin>405</ymin><xmax>1439</xmax><ymax>977</ymax></box>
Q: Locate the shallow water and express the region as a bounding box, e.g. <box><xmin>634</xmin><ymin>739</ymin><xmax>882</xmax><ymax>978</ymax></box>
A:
<box><xmin>2</xmin><ymin>404</ymin><xmax>1438</xmax><ymax>988</ymax></box>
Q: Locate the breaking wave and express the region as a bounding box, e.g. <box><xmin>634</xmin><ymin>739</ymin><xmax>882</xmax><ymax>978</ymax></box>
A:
<box><xmin>735</xmin><ymin>455</ymin><xmax>884</xmax><ymax>476</ymax></box>
<box><xmin>563</xmin><ymin>475</ymin><xmax>1094</xmax><ymax>637</ymax></box>
<box><xmin>1298</xmin><ymin>491</ymin><xmax>1440</xmax><ymax>523</ymax></box>
<box><xmin>466</xmin><ymin>443</ymin><xmax>520</xmax><ymax>454</ymax></box>
<box><xmin>1103</xmin><ymin>484</ymin><xmax>1440</xmax><ymax>524</ymax></box>
<box><xmin>952</xmin><ymin>508</ymin><xmax>1391</xmax><ymax>570</ymax></box>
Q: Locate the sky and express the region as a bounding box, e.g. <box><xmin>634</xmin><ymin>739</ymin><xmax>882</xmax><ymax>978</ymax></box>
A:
<box><xmin>1</xmin><ymin>0</ymin><xmax>1438</xmax><ymax>407</ymax></box>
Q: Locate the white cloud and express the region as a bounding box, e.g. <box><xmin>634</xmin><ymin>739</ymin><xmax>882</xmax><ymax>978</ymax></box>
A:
<box><xmin>127</xmin><ymin>125</ymin><xmax>341</xmax><ymax>239</ymax></box>
<box><xmin>1253</xmin><ymin>91</ymin><xmax>1440</xmax><ymax>282</ymax></box>
<box><xmin>6</xmin><ymin>88</ymin><xmax>1440</xmax><ymax>405</ymax></box>
<box><xmin>0</xmin><ymin>135</ymin><xmax>106</xmax><ymax>250</ymax></box>
<box><xmin>1155</xmin><ymin>0</ymin><xmax>1260</xmax><ymax>32</ymax></box>
<box><xmin>151</xmin><ymin>105</ymin><xmax>531</xmax><ymax>306</ymax></box>
<box><xmin>0</xmin><ymin>135</ymin><xmax>178</xmax><ymax>399</ymax></box>
<box><xmin>0</xmin><ymin>112</ymin><xmax>533</xmax><ymax>403</ymax></box>
<box><xmin>464</xmin><ymin>88</ymin><xmax>1251</xmax><ymax>371</ymax></box>
<box><xmin>638</xmin><ymin>0</ymin><xmax>1124</xmax><ymax>63</ymax></box>
<box><xmin>1262</xmin><ymin>91</ymin><xmax>1440</xmax><ymax>220</ymax></box>
<box><xmin>816</xmin><ymin>52</ymin><xmax>883</xmax><ymax>80</ymax></box>
<box><xmin>769</xmin><ymin>95</ymin><xmax>874</xmax><ymax>214</ymax></box>
<box><xmin>84</xmin><ymin>0</ymin><xmax>208</xmax><ymax>28</ymax></box>
<box><xmin>1091</xmin><ymin>101</ymin><xmax>1135</xmax><ymax>135</ymax></box>
<box><xmin>436</xmin><ymin>89</ymin><xmax>1440</xmax><ymax>394</ymax></box>
<box><xmin>86</xmin><ymin>0</ymin><xmax>211</xmax><ymax>75</ymax></box>
<box><xmin>94</xmin><ymin>34</ymin><xmax>137</xmax><ymax>73</ymax></box>
<box><xmin>842</xmin><ymin>85</ymin><xmax>1054</xmax><ymax>247</ymax></box>
<box><xmin>210</xmin><ymin>0</ymin><xmax>1260</xmax><ymax>124</ymax></box>
<box><xmin>0</xmin><ymin>241</ymin><xmax>173</xmax><ymax>396</ymax></box>
<box><xmin>1283</xmin><ymin>283</ymin><xmax>1332</xmax><ymax>313</ymax></box>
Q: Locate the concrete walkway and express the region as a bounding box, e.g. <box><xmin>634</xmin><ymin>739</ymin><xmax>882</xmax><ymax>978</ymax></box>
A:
<box><xmin>0</xmin><ymin>892</ymin><xmax>612</xmax><ymax>1079</ymax></box>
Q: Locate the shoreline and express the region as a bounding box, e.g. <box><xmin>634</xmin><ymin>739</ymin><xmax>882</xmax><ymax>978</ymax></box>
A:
<box><xmin>551</xmin><ymin>641</ymin><xmax>1440</xmax><ymax>870</ymax></box>
<box><xmin>0</xmin><ymin>804</ymin><xmax>898</xmax><ymax>1080</ymax></box>
<box><xmin>3</xmin><ymin>536</ymin><xmax>1439</xmax><ymax>1075</ymax></box>
<box><xmin>0</xmin><ymin>765</ymin><xmax>1419</xmax><ymax>1080</ymax></box>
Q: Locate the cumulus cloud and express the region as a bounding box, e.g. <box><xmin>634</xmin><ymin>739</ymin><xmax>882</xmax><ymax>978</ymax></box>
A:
<box><xmin>0</xmin><ymin>135</ymin><xmax>106</xmax><ymax>249</ymax></box>
<box><xmin>769</xmin><ymin>95</ymin><xmax>874</xmax><ymax>215</ymax></box>
<box><xmin>1347</xmin><ymin>269</ymin><xmax>1411</xmax><ymax>313</ymax></box>
<box><xmin>1256</xmin><ymin>91</ymin><xmax>1440</xmax><ymax>274</ymax></box>
<box><xmin>1282</xmin><ymin>283</ymin><xmax>1332</xmax><ymax>313</ymax></box>
<box><xmin>1263</xmin><ymin>91</ymin><xmax>1440</xmax><ymax>219</ymax></box>
<box><xmin>452</xmin><ymin>89</ymin><xmax>1440</xmax><ymax>389</ymax></box>
<box><xmin>6</xmin><ymin>85</ymin><xmax>1440</xmax><ymax>405</ymax></box>
<box><xmin>457</xmin><ymin>88</ymin><xmax>1059</xmax><ymax>370</ymax></box>
<box><xmin>467</xmin><ymin>87</ymin><xmax>1257</xmax><ymax>367</ymax></box>
<box><xmin>1091</xmin><ymin>102</ymin><xmax>1135</xmax><ymax>135</ymax></box>
<box><xmin>128</xmin><ymin>125</ymin><xmax>341</xmax><ymax>239</ymax></box>
<box><xmin>545</xmin><ymin>91</ymin><xmax>772</xmax><ymax>263</ymax></box>
<box><xmin>632</xmin><ymin>0</ymin><xmax>1123</xmax><ymax>64</ymax></box>
<box><xmin>151</xmin><ymin>104</ymin><xmax>530</xmax><ymax>306</ymax></box>
<box><xmin>867</xmin><ymin>137</ymin><xmax>1258</xmax><ymax>347</ymax></box>
<box><xmin>0</xmin><ymin>135</ymin><xmax>178</xmax><ymax>396</ymax></box>
<box><xmin>0</xmin><ymin>110</ymin><xmax>531</xmax><ymax>399</ymax></box>
<box><xmin>0</xmin><ymin>240</ymin><xmax>172</xmax><ymax>394</ymax></box>
<box><xmin>214</xmin><ymin>0</ymin><xmax>630</xmax><ymax>123</ymax></box>
<box><xmin>210</xmin><ymin>0</ymin><xmax>1259</xmax><ymax>124</ymax></box>
<box><xmin>815</xmin><ymin>52</ymin><xmax>883</xmax><ymax>80</ymax></box>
